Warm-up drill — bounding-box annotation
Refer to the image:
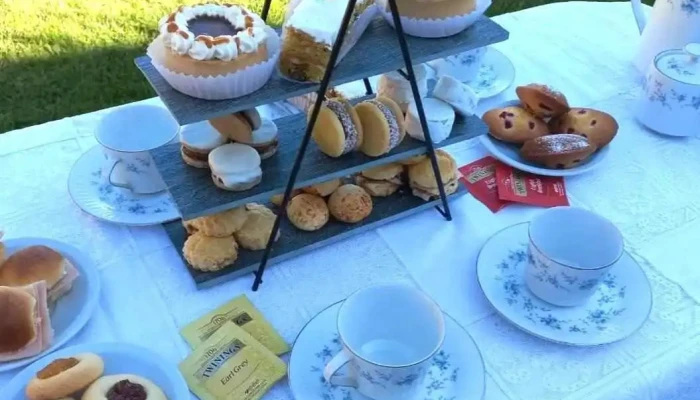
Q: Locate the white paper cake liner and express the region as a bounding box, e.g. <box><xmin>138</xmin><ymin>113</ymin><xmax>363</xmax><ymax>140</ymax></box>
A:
<box><xmin>378</xmin><ymin>0</ymin><xmax>491</xmax><ymax>38</ymax></box>
<box><xmin>147</xmin><ymin>26</ymin><xmax>281</xmax><ymax>100</ymax></box>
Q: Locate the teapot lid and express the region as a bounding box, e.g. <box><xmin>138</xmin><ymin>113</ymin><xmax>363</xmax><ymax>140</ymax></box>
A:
<box><xmin>656</xmin><ymin>43</ymin><xmax>700</xmax><ymax>86</ymax></box>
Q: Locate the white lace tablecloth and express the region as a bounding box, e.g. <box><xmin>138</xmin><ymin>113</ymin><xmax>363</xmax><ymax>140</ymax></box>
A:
<box><xmin>2</xmin><ymin>2</ymin><xmax>700</xmax><ymax>399</ymax></box>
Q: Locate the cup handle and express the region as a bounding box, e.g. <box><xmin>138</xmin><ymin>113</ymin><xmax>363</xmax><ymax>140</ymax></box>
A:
<box><xmin>323</xmin><ymin>350</ymin><xmax>357</xmax><ymax>387</ymax></box>
<box><xmin>103</xmin><ymin>156</ymin><xmax>132</xmax><ymax>190</ymax></box>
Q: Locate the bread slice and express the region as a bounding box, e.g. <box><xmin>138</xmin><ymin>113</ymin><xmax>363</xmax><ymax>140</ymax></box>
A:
<box><xmin>0</xmin><ymin>282</ymin><xmax>53</xmax><ymax>362</ymax></box>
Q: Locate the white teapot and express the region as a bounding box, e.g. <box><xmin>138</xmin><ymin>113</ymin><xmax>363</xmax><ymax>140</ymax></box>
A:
<box><xmin>631</xmin><ymin>0</ymin><xmax>700</xmax><ymax>73</ymax></box>
<box><xmin>636</xmin><ymin>43</ymin><xmax>700</xmax><ymax>137</ymax></box>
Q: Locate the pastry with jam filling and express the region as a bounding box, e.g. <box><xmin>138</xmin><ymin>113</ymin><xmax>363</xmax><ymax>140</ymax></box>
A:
<box><xmin>25</xmin><ymin>353</ymin><xmax>104</xmax><ymax>400</ymax></box>
<box><xmin>83</xmin><ymin>374</ymin><xmax>167</xmax><ymax>400</ymax></box>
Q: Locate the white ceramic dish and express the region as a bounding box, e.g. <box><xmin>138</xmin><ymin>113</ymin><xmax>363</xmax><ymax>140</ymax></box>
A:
<box><xmin>68</xmin><ymin>146</ymin><xmax>180</xmax><ymax>226</ymax></box>
<box><xmin>478</xmin><ymin>100</ymin><xmax>611</xmax><ymax>177</ymax></box>
<box><xmin>2</xmin><ymin>342</ymin><xmax>190</xmax><ymax>399</ymax></box>
<box><xmin>476</xmin><ymin>223</ymin><xmax>653</xmax><ymax>346</ymax></box>
<box><xmin>0</xmin><ymin>238</ymin><xmax>101</xmax><ymax>372</ymax></box>
<box><xmin>288</xmin><ymin>301</ymin><xmax>486</xmax><ymax>400</ymax></box>
<box><xmin>468</xmin><ymin>47</ymin><xmax>516</xmax><ymax>98</ymax></box>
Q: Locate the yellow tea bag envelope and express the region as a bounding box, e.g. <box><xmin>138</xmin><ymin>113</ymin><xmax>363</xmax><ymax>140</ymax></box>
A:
<box><xmin>182</xmin><ymin>295</ymin><xmax>289</xmax><ymax>355</ymax></box>
<box><xmin>179</xmin><ymin>321</ymin><xmax>287</xmax><ymax>400</ymax></box>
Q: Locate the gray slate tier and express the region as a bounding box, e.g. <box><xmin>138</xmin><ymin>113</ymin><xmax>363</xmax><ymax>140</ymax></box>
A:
<box><xmin>164</xmin><ymin>185</ymin><xmax>467</xmax><ymax>289</ymax></box>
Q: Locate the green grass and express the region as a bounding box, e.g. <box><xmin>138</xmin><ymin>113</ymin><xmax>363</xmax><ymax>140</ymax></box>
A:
<box><xmin>0</xmin><ymin>0</ymin><xmax>645</xmax><ymax>133</ymax></box>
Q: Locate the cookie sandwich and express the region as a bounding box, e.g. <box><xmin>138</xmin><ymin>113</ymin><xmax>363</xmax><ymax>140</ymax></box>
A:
<box><xmin>209</xmin><ymin>108</ymin><xmax>262</xmax><ymax>142</ymax></box>
<box><xmin>311</xmin><ymin>98</ymin><xmax>363</xmax><ymax>158</ymax></box>
<box><xmin>355</xmin><ymin>96</ymin><xmax>405</xmax><ymax>157</ymax></box>
<box><xmin>209</xmin><ymin>143</ymin><xmax>262</xmax><ymax>191</ymax></box>
<box><xmin>179</xmin><ymin>121</ymin><xmax>229</xmax><ymax>168</ymax></box>
<box><xmin>408</xmin><ymin>150</ymin><xmax>460</xmax><ymax>201</ymax></box>
<box><xmin>354</xmin><ymin>163</ymin><xmax>404</xmax><ymax>197</ymax></box>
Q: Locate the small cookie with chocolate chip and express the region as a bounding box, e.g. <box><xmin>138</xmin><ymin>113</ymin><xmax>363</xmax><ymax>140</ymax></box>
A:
<box><xmin>483</xmin><ymin>106</ymin><xmax>549</xmax><ymax>144</ymax></box>
<box><xmin>549</xmin><ymin>108</ymin><xmax>619</xmax><ymax>148</ymax></box>
<box><xmin>516</xmin><ymin>84</ymin><xmax>570</xmax><ymax>119</ymax></box>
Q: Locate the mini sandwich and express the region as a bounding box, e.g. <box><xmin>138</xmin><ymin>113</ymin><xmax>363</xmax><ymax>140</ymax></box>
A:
<box><xmin>311</xmin><ymin>98</ymin><xmax>363</xmax><ymax>158</ymax></box>
<box><xmin>179</xmin><ymin>121</ymin><xmax>229</xmax><ymax>168</ymax></box>
<box><xmin>0</xmin><ymin>283</ymin><xmax>53</xmax><ymax>362</ymax></box>
<box><xmin>407</xmin><ymin>150</ymin><xmax>460</xmax><ymax>201</ymax></box>
<box><xmin>209</xmin><ymin>143</ymin><xmax>263</xmax><ymax>192</ymax></box>
<box><xmin>354</xmin><ymin>162</ymin><xmax>405</xmax><ymax>197</ymax></box>
<box><xmin>250</xmin><ymin>118</ymin><xmax>279</xmax><ymax>159</ymax></box>
<box><xmin>208</xmin><ymin>108</ymin><xmax>262</xmax><ymax>143</ymax></box>
<box><xmin>0</xmin><ymin>245</ymin><xmax>80</xmax><ymax>306</ymax></box>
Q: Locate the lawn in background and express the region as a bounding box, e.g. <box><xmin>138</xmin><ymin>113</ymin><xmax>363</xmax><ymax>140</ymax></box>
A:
<box><xmin>0</xmin><ymin>0</ymin><xmax>646</xmax><ymax>133</ymax></box>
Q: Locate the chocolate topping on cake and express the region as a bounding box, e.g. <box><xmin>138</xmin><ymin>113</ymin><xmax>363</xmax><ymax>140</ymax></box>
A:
<box><xmin>367</xmin><ymin>100</ymin><xmax>400</xmax><ymax>150</ymax></box>
<box><xmin>188</xmin><ymin>16</ymin><xmax>243</xmax><ymax>37</ymax></box>
<box><xmin>325</xmin><ymin>100</ymin><xmax>358</xmax><ymax>154</ymax></box>
<box><xmin>106</xmin><ymin>380</ymin><xmax>147</xmax><ymax>400</ymax></box>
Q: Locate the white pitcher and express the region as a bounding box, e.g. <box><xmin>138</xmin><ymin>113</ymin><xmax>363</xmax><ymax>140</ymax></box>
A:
<box><xmin>631</xmin><ymin>0</ymin><xmax>700</xmax><ymax>73</ymax></box>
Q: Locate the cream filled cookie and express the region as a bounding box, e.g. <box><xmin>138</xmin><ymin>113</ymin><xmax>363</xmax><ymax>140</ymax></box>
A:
<box><xmin>311</xmin><ymin>99</ymin><xmax>363</xmax><ymax>157</ymax></box>
<box><xmin>209</xmin><ymin>143</ymin><xmax>262</xmax><ymax>191</ymax></box>
<box><xmin>83</xmin><ymin>374</ymin><xmax>167</xmax><ymax>400</ymax></box>
<box><xmin>26</xmin><ymin>353</ymin><xmax>104</xmax><ymax>400</ymax></box>
<box><xmin>179</xmin><ymin>121</ymin><xmax>228</xmax><ymax>168</ymax></box>
<box><xmin>356</xmin><ymin>97</ymin><xmax>404</xmax><ymax>157</ymax></box>
<box><xmin>249</xmin><ymin>118</ymin><xmax>279</xmax><ymax>159</ymax></box>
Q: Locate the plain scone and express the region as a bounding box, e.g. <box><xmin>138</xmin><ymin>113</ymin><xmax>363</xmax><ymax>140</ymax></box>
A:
<box><xmin>183</xmin><ymin>233</ymin><xmax>239</xmax><ymax>271</ymax></box>
<box><xmin>235</xmin><ymin>204</ymin><xmax>280</xmax><ymax>250</ymax></box>
<box><xmin>328</xmin><ymin>184</ymin><xmax>373</xmax><ymax>223</ymax></box>
<box><xmin>183</xmin><ymin>207</ymin><xmax>248</xmax><ymax>237</ymax></box>
<box><xmin>287</xmin><ymin>194</ymin><xmax>330</xmax><ymax>231</ymax></box>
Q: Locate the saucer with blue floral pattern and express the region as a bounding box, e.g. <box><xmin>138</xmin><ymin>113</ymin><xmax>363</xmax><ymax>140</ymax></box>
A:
<box><xmin>477</xmin><ymin>223</ymin><xmax>652</xmax><ymax>346</ymax></box>
<box><xmin>68</xmin><ymin>146</ymin><xmax>180</xmax><ymax>226</ymax></box>
<box><xmin>288</xmin><ymin>302</ymin><xmax>486</xmax><ymax>400</ymax></box>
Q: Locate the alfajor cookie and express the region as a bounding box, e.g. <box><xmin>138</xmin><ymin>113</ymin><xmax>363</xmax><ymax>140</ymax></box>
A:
<box><xmin>354</xmin><ymin>163</ymin><xmax>404</xmax><ymax>197</ymax></box>
<box><xmin>250</xmin><ymin>118</ymin><xmax>279</xmax><ymax>159</ymax></box>
<box><xmin>183</xmin><ymin>206</ymin><xmax>248</xmax><ymax>237</ymax></box>
<box><xmin>355</xmin><ymin>97</ymin><xmax>405</xmax><ymax>157</ymax></box>
<box><xmin>302</xmin><ymin>178</ymin><xmax>342</xmax><ymax>197</ymax></box>
<box><xmin>287</xmin><ymin>194</ymin><xmax>329</xmax><ymax>231</ymax></box>
<box><xmin>311</xmin><ymin>98</ymin><xmax>363</xmax><ymax>158</ymax></box>
<box><xmin>208</xmin><ymin>108</ymin><xmax>262</xmax><ymax>143</ymax></box>
<box><xmin>328</xmin><ymin>184</ymin><xmax>373</xmax><ymax>223</ymax></box>
<box><xmin>179</xmin><ymin>121</ymin><xmax>229</xmax><ymax>168</ymax></box>
<box><xmin>183</xmin><ymin>233</ymin><xmax>238</xmax><ymax>272</ymax></box>
<box><xmin>235</xmin><ymin>203</ymin><xmax>280</xmax><ymax>250</ymax></box>
<box><xmin>209</xmin><ymin>143</ymin><xmax>262</xmax><ymax>191</ymax></box>
<box><xmin>408</xmin><ymin>150</ymin><xmax>460</xmax><ymax>201</ymax></box>
<box><xmin>26</xmin><ymin>353</ymin><xmax>104</xmax><ymax>400</ymax></box>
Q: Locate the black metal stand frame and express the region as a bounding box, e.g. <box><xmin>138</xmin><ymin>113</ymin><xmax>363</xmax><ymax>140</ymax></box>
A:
<box><xmin>252</xmin><ymin>0</ymin><xmax>452</xmax><ymax>291</ymax></box>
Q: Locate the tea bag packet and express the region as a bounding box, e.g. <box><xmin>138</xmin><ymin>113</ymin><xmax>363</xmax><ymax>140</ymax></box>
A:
<box><xmin>458</xmin><ymin>156</ymin><xmax>511</xmax><ymax>213</ymax></box>
<box><xmin>182</xmin><ymin>295</ymin><xmax>289</xmax><ymax>355</ymax></box>
<box><xmin>495</xmin><ymin>163</ymin><xmax>569</xmax><ymax>207</ymax></box>
<box><xmin>179</xmin><ymin>321</ymin><xmax>287</xmax><ymax>400</ymax></box>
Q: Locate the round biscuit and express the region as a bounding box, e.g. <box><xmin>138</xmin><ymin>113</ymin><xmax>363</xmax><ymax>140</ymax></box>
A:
<box><xmin>287</xmin><ymin>194</ymin><xmax>329</xmax><ymax>231</ymax></box>
<box><xmin>183</xmin><ymin>233</ymin><xmax>238</xmax><ymax>272</ymax></box>
<box><xmin>328</xmin><ymin>184</ymin><xmax>373</xmax><ymax>223</ymax></box>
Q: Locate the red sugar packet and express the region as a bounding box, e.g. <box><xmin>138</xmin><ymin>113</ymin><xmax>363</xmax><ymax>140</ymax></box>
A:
<box><xmin>459</xmin><ymin>156</ymin><xmax>510</xmax><ymax>213</ymax></box>
<box><xmin>495</xmin><ymin>163</ymin><xmax>569</xmax><ymax>207</ymax></box>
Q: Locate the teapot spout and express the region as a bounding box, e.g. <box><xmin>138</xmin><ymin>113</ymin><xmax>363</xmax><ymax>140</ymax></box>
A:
<box><xmin>631</xmin><ymin>0</ymin><xmax>647</xmax><ymax>34</ymax></box>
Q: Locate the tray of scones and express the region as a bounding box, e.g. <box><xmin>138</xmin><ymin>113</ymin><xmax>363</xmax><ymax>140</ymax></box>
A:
<box><xmin>479</xmin><ymin>84</ymin><xmax>619</xmax><ymax>176</ymax></box>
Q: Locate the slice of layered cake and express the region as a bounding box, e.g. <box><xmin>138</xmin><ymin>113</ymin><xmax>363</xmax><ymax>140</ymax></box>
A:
<box><xmin>280</xmin><ymin>0</ymin><xmax>377</xmax><ymax>82</ymax></box>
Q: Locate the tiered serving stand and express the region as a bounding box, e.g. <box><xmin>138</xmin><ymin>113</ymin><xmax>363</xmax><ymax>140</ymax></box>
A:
<box><xmin>135</xmin><ymin>0</ymin><xmax>509</xmax><ymax>290</ymax></box>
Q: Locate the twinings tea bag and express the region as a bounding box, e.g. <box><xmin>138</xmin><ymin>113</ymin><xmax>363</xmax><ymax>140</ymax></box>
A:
<box><xmin>182</xmin><ymin>295</ymin><xmax>289</xmax><ymax>355</ymax></box>
<box><xmin>179</xmin><ymin>321</ymin><xmax>287</xmax><ymax>400</ymax></box>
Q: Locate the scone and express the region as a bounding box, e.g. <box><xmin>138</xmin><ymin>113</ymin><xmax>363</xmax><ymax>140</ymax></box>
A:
<box><xmin>483</xmin><ymin>106</ymin><xmax>549</xmax><ymax>143</ymax></box>
<box><xmin>516</xmin><ymin>84</ymin><xmax>570</xmax><ymax>119</ymax></box>
<box><xmin>397</xmin><ymin>154</ymin><xmax>427</xmax><ymax>166</ymax></box>
<box><xmin>355</xmin><ymin>97</ymin><xmax>405</xmax><ymax>157</ymax></box>
<box><xmin>271</xmin><ymin>189</ymin><xmax>302</xmax><ymax>207</ymax></box>
<box><xmin>183</xmin><ymin>206</ymin><xmax>247</xmax><ymax>237</ymax></box>
<box><xmin>26</xmin><ymin>353</ymin><xmax>104</xmax><ymax>400</ymax></box>
<box><xmin>520</xmin><ymin>134</ymin><xmax>596</xmax><ymax>169</ymax></box>
<box><xmin>407</xmin><ymin>150</ymin><xmax>460</xmax><ymax>201</ymax></box>
<box><xmin>549</xmin><ymin>108</ymin><xmax>619</xmax><ymax>148</ymax></box>
<box><xmin>302</xmin><ymin>179</ymin><xmax>341</xmax><ymax>197</ymax></box>
<box><xmin>328</xmin><ymin>184</ymin><xmax>373</xmax><ymax>223</ymax></box>
<box><xmin>183</xmin><ymin>233</ymin><xmax>238</xmax><ymax>271</ymax></box>
<box><xmin>311</xmin><ymin>98</ymin><xmax>363</xmax><ymax>158</ymax></box>
<box><xmin>235</xmin><ymin>203</ymin><xmax>280</xmax><ymax>250</ymax></box>
<box><xmin>354</xmin><ymin>163</ymin><xmax>404</xmax><ymax>197</ymax></box>
<box><xmin>287</xmin><ymin>194</ymin><xmax>329</xmax><ymax>231</ymax></box>
<box><xmin>83</xmin><ymin>374</ymin><xmax>167</xmax><ymax>400</ymax></box>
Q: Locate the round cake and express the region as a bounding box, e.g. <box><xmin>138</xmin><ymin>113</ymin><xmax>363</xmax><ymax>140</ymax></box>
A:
<box><xmin>157</xmin><ymin>4</ymin><xmax>269</xmax><ymax>77</ymax></box>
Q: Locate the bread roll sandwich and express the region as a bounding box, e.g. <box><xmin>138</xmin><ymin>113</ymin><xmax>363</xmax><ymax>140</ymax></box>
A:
<box><xmin>354</xmin><ymin>163</ymin><xmax>404</xmax><ymax>197</ymax></box>
<box><xmin>0</xmin><ymin>283</ymin><xmax>53</xmax><ymax>362</ymax></box>
<box><xmin>0</xmin><ymin>245</ymin><xmax>79</xmax><ymax>307</ymax></box>
<box><xmin>407</xmin><ymin>150</ymin><xmax>460</xmax><ymax>201</ymax></box>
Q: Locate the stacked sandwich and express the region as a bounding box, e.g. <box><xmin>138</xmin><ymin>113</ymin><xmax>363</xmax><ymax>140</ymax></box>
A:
<box><xmin>0</xmin><ymin>240</ymin><xmax>79</xmax><ymax>362</ymax></box>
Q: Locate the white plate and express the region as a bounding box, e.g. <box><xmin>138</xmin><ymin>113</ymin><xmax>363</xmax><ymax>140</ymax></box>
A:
<box><xmin>289</xmin><ymin>302</ymin><xmax>486</xmax><ymax>400</ymax></box>
<box><xmin>2</xmin><ymin>342</ymin><xmax>190</xmax><ymax>399</ymax></box>
<box><xmin>0</xmin><ymin>238</ymin><xmax>101</xmax><ymax>372</ymax></box>
<box><xmin>478</xmin><ymin>100</ymin><xmax>611</xmax><ymax>177</ymax></box>
<box><xmin>467</xmin><ymin>47</ymin><xmax>516</xmax><ymax>99</ymax></box>
<box><xmin>68</xmin><ymin>146</ymin><xmax>180</xmax><ymax>226</ymax></box>
<box><xmin>476</xmin><ymin>223</ymin><xmax>653</xmax><ymax>346</ymax></box>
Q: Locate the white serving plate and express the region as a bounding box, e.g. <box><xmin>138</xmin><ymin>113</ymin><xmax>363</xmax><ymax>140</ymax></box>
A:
<box><xmin>3</xmin><ymin>342</ymin><xmax>190</xmax><ymax>399</ymax></box>
<box><xmin>478</xmin><ymin>100</ymin><xmax>610</xmax><ymax>177</ymax></box>
<box><xmin>0</xmin><ymin>238</ymin><xmax>101</xmax><ymax>372</ymax></box>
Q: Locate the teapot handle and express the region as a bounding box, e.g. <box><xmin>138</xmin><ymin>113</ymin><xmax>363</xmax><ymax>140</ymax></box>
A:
<box><xmin>631</xmin><ymin>0</ymin><xmax>647</xmax><ymax>34</ymax></box>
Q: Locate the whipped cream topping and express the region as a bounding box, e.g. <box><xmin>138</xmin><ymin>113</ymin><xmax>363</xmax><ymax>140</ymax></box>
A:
<box><xmin>158</xmin><ymin>4</ymin><xmax>267</xmax><ymax>61</ymax></box>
